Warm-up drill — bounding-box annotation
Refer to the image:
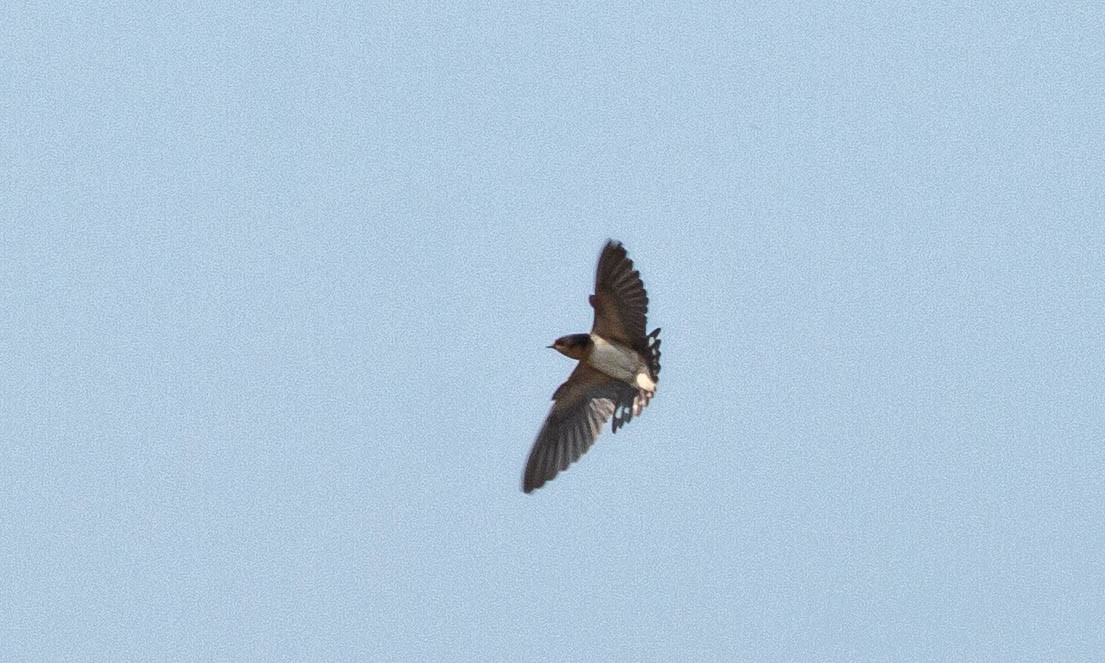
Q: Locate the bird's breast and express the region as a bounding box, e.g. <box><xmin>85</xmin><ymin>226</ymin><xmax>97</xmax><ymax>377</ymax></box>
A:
<box><xmin>587</xmin><ymin>334</ymin><xmax>654</xmax><ymax>390</ymax></box>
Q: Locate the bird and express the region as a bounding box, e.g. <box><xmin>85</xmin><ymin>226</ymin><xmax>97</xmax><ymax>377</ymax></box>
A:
<box><xmin>522</xmin><ymin>240</ymin><xmax>661</xmax><ymax>493</ymax></box>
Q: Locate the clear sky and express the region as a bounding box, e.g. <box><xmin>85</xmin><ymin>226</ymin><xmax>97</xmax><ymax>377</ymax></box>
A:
<box><xmin>4</xmin><ymin>3</ymin><xmax>1103</xmax><ymax>661</ymax></box>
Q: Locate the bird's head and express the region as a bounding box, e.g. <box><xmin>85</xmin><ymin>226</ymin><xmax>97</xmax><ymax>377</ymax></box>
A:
<box><xmin>548</xmin><ymin>333</ymin><xmax>592</xmax><ymax>360</ymax></box>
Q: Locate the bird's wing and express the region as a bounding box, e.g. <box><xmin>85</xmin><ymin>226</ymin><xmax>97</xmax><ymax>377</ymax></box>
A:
<box><xmin>523</xmin><ymin>362</ymin><xmax>638</xmax><ymax>493</ymax></box>
<box><xmin>589</xmin><ymin>240</ymin><xmax>649</xmax><ymax>347</ymax></box>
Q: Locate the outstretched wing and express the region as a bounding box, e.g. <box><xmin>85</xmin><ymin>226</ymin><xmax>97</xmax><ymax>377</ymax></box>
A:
<box><xmin>522</xmin><ymin>362</ymin><xmax>638</xmax><ymax>493</ymax></box>
<box><xmin>589</xmin><ymin>240</ymin><xmax>650</xmax><ymax>350</ymax></box>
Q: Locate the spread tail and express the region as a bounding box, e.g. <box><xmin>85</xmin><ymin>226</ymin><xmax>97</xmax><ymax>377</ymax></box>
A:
<box><xmin>612</xmin><ymin>328</ymin><xmax>662</xmax><ymax>433</ymax></box>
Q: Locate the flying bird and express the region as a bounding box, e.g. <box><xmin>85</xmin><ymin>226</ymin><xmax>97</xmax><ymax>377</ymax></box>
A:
<box><xmin>522</xmin><ymin>240</ymin><xmax>661</xmax><ymax>493</ymax></box>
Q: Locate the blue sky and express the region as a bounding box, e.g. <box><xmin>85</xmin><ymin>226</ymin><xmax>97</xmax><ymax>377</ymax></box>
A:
<box><xmin>3</xmin><ymin>3</ymin><xmax>1103</xmax><ymax>661</ymax></box>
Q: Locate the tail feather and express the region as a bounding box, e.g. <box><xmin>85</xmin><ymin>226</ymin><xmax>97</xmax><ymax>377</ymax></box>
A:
<box><xmin>611</xmin><ymin>328</ymin><xmax>662</xmax><ymax>433</ymax></box>
<box><xmin>646</xmin><ymin>327</ymin><xmax>661</xmax><ymax>382</ymax></box>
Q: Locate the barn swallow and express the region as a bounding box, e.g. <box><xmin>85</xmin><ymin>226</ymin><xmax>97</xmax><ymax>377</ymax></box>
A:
<box><xmin>522</xmin><ymin>240</ymin><xmax>661</xmax><ymax>493</ymax></box>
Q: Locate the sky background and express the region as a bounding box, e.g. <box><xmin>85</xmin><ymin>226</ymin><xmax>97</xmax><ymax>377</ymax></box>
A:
<box><xmin>3</xmin><ymin>3</ymin><xmax>1104</xmax><ymax>661</ymax></box>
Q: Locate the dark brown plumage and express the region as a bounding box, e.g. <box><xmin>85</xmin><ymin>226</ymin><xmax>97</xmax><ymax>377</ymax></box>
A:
<box><xmin>523</xmin><ymin>240</ymin><xmax>661</xmax><ymax>493</ymax></box>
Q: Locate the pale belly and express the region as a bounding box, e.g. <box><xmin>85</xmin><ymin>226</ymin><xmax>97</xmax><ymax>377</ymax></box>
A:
<box><xmin>588</xmin><ymin>334</ymin><xmax>656</xmax><ymax>391</ymax></box>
